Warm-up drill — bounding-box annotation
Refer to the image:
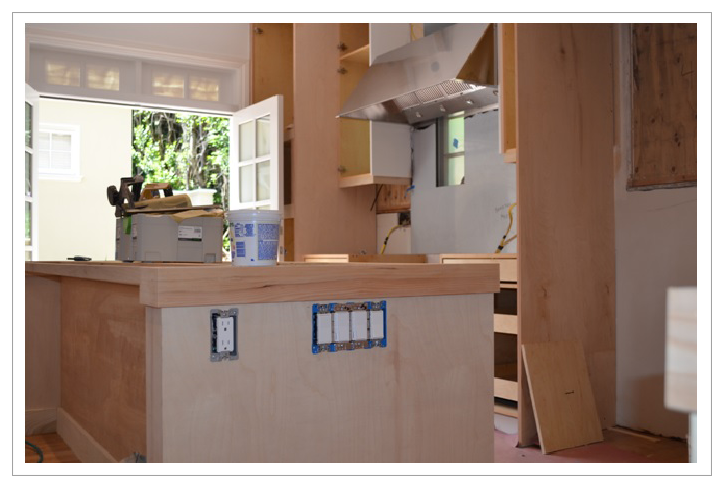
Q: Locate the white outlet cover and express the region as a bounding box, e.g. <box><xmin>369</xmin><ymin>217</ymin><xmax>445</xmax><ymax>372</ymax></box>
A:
<box><xmin>217</xmin><ymin>316</ymin><xmax>235</xmax><ymax>352</ymax></box>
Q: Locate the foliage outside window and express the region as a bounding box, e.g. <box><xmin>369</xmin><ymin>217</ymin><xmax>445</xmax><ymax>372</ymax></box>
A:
<box><xmin>437</xmin><ymin>112</ymin><xmax>466</xmax><ymax>187</ymax></box>
<box><xmin>131</xmin><ymin>110</ymin><xmax>230</xmax><ymax>251</ymax></box>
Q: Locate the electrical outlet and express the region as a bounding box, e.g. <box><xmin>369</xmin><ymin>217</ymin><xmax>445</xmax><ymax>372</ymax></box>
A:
<box><xmin>217</xmin><ymin>317</ymin><xmax>234</xmax><ymax>352</ymax></box>
<box><xmin>398</xmin><ymin>211</ymin><xmax>411</xmax><ymax>226</ymax></box>
<box><xmin>210</xmin><ymin>309</ymin><xmax>238</xmax><ymax>362</ymax></box>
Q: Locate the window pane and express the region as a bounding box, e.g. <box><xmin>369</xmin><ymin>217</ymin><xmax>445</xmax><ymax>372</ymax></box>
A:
<box><xmin>39</xmin><ymin>150</ymin><xmax>50</xmax><ymax>170</ymax></box>
<box><xmin>447</xmin><ymin>115</ymin><xmax>464</xmax><ymax>154</ymax></box>
<box><xmin>152</xmin><ymin>72</ymin><xmax>184</xmax><ymax>98</ymax></box>
<box><xmin>46</xmin><ymin>61</ymin><xmax>81</xmax><ymax>87</ymax></box>
<box><xmin>190</xmin><ymin>76</ymin><xmax>220</xmax><ymax>102</ymax></box>
<box><xmin>25</xmin><ymin>152</ymin><xmax>32</xmax><ymax>197</ymax></box>
<box><xmin>52</xmin><ymin>133</ymin><xmax>72</xmax><ymax>152</ymax></box>
<box><xmin>25</xmin><ymin>251</ymin><xmax>32</xmax><ymax>261</ymax></box>
<box><xmin>238</xmin><ymin>121</ymin><xmax>254</xmax><ymax>162</ymax></box>
<box><xmin>239</xmin><ymin>164</ymin><xmax>254</xmax><ymax>203</ymax></box>
<box><xmin>25</xmin><ymin>102</ymin><xmax>32</xmax><ymax>148</ymax></box>
<box><xmin>256</xmin><ymin>160</ymin><xmax>270</xmax><ymax>201</ymax></box>
<box><xmin>256</xmin><ymin>116</ymin><xmax>270</xmax><ymax>158</ymax></box>
<box><xmin>447</xmin><ymin>154</ymin><xmax>465</xmax><ymax>186</ymax></box>
<box><xmin>25</xmin><ymin>202</ymin><xmax>32</xmax><ymax>246</ymax></box>
<box><xmin>52</xmin><ymin>150</ymin><xmax>72</xmax><ymax>171</ymax></box>
<box><xmin>87</xmin><ymin>64</ymin><xmax>120</xmax><ymax>91</ymax></box>
<box><xmin>38</xmin><ymin>132</ymin><xmax>50</xmax><ymax>151</ymax></box>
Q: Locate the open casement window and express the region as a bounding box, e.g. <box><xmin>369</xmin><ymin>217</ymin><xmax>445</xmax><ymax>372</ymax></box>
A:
<box><xmin>25</xmin><ymin>85</ymin><xmax>40</xmax><ymax>261</ymax></box>
<box><xmin>229</xmin><ymin>95</ymin><xmax>284</xmax><ymax>211</ymax></box>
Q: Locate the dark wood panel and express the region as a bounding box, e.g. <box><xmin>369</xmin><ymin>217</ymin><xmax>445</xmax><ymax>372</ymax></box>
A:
<box><xmin>630</xmin><ymin>23</ymin><xmax>697</xmax><ymax>189</ymax></box>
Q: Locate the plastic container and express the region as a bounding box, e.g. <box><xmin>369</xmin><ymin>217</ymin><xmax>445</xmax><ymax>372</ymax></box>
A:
<box><xmin>226</xmin><ymin>209</ymin><xmax>282</xmax><ymax>266</ymax></box>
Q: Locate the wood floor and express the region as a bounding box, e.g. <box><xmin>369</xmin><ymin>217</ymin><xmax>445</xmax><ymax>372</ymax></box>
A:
<box><xmin>25</xmin><ymin>433</ymin><xmax>80</xmax><ymax>463</ymax></box>
<box><xmin>26</xmin><ymin>427</ymin><xmax>687</xmax><ymax>464</ymax></box>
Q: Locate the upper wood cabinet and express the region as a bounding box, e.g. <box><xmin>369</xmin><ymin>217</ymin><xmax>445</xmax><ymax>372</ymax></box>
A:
<box><xmin>338</xmin><ymin>23</ymin><xmax>413</xmax><ymax>188</ymax></box>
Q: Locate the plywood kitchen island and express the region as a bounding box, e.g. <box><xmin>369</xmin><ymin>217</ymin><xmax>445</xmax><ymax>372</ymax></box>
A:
<box><xmin>26</xmin><ymin>261</ymin><xmax>498</xmax><ymax>463</ymax></box>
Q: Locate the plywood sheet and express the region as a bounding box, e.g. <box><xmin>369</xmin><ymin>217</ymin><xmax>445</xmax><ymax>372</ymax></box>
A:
<box><xmin>630</xmin><ymin>23</ymin><xmax>697</xmax><ymax>188</ymax></box>
<box><xmin>522</xmin><ymin>341</ymin><xmax>603</xmax><ymax>454</ymax></box>
<box><xmin>151</xmin><ymin>294</ymin><xmax>494</xmax><ymax>462</ymax></box>
<box><xmin>515</xmin><ymin>23</ymin><xmax>616</xmax><ymax>446</ymax></box>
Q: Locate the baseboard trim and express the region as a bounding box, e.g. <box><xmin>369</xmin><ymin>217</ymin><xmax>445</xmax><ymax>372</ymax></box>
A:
<box><xmin>56</xmin><ymin>408</ymin><xmax>117</xmax><ymax>462</ymax></box>
<box><xmin>26</xmin><ymin>408</ymin><xmax>57</xmax><ymax>435</ymax></box>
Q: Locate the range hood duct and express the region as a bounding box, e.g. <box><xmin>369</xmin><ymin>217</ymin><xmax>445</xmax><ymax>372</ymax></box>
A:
<box><xmin>338</xmin><ymin>23</ymin><xmax>498</xmax><ymax>125</ymax></box>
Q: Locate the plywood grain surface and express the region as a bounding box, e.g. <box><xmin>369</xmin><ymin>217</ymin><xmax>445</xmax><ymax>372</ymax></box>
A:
<box><xmin>60</xmin><ymin>277</ymin><xmax>146</xmax><ymax>461</ymax></box>
<box><xmin>515</xmin><ymin>23</ymin><xmax>616</xmax><ymax>446</ymax></box>
<box><xmin>522</xmin><ymin>341</ymin><xmax>603</xmax><ymax>454</ymax></box>
<box><xmin>151</xmin><ymin>294</ymin><xmax>494</xmax><ymax>462</ymax></box>
<box><xmin>630</xmin><ymin>23</ymin><xmax>697</xmax><ymax>188</ymax></box>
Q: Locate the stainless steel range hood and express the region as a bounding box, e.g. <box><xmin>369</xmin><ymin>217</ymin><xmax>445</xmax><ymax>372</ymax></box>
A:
<box><xmin>338</xmin><ymin>23</ymin><xmax>498</xmax><ymax>125</ymax></box>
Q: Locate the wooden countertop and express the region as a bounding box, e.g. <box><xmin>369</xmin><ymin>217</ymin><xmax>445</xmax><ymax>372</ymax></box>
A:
<box><xmin>26</xmin><ymin>261</ymin><xmax>500</xmax><ymax>308</ymax></box>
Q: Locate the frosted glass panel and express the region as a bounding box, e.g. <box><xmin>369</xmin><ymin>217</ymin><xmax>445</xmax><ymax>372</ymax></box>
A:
<box><xmin>152</xmin><ymin>72</ymin><xmax>184</xmax><ymax>98</ymax></box>
<box><xmin>46</xmin><ymin>61</ymin><xmax>80</xmax><ymax>86</ymax></box>
<box><xmin>239</xmin><ymin>164</ymin><xmax>254</xmax><ymax>203</ymax></box>
<box><xmin>256</xmin><ymin>116</ymin><xmax>270</xmax><ymax>158</ymax></box>
<box><xmin>238</xmin><ymin>121</ymin><xmax>254</xmax><ymax>162</ymax></box>
<box><xmin>190</xmin><ymin>76</ymin><xmax>220</xmax><ymax>101</ymax></box>
<box><xmin>87</xmin><ymin>64</ymin><xmax>120</xmax><ymax>91</ymax></box>
<box><xmin>256</xmin><ymin>160</ymin><xmax>270</xmax><ymax>201</ymax></box>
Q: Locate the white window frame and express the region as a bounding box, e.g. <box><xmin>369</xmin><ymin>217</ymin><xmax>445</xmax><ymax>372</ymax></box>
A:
<box><xmin>38</xmin><ymin>123</ymin><xmax>82</xmax><ymax>181</ymax></box>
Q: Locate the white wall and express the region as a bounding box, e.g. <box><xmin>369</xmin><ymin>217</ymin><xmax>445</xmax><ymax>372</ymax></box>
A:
<box><xmin>38</xmin><ymin>99</ymin><xmax>131</xmax><ymax>261</ymax></box>
<box><xmin>614</xmin><ymin>164</ymin><xmax>696</xmax><ymax>438</ymax></box>
<box><xmin>411</xmin><ymin>110</ymin><xmax>517</xmax><ymax>254</ymax></box>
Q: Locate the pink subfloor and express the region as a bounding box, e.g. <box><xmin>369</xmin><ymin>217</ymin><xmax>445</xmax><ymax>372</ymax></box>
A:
<box><xmin>494</xmin><ymin>430</ymin><xmax>684</xmax><ymax>463</ymax></box>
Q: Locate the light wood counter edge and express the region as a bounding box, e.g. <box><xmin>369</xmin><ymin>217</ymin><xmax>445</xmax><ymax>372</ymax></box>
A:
<box><xmin>27</xmin><ymin>261</ymin><xmax>500</xmax><ymax>308</ymax></box>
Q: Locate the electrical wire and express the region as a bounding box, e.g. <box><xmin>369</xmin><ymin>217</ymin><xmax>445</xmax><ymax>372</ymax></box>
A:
<box><xmin>494</xmin><ymin>203</ymin><xmax>517</xmax><ymax>254</ymax></box>
<box><xmin>26</xmin><ymin>440</ymin><xmax>44</xmax><ymax>463</ymax></box>
<box><xmin>380</xmin><ymin>224</ymin><xmax>408</xmax><ymax>255</ymax></box>
<box><xmin>369</xmin><ymin>184</ymin><xmax>384</xmax><ymax>212</ymax></box>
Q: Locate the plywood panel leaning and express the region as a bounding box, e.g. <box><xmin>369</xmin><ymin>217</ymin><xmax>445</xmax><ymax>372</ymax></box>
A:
<box><xmin>522</xmin><ymin>341</ymin><xmax>603</xmax><ymax>454</ymax></box>
<box><xmin>630</xmin><ymin>23</ymin><xmax>697</xmax><ymax>188</ymax></box>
